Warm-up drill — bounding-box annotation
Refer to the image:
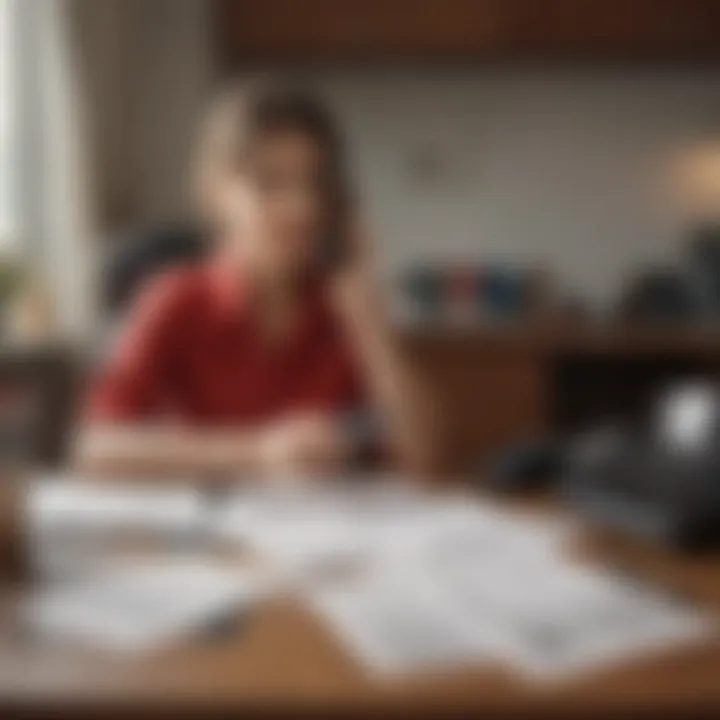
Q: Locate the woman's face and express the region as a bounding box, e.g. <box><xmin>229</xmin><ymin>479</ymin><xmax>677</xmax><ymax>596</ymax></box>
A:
<box><xmin>220</xmin><ymin>129</ymin><xmax>329</xmax><ymax>280</ymax></box>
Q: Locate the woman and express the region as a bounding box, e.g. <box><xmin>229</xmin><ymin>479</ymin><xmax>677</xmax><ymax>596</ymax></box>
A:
<box><xmin>77</xmin><ymin>81</ymin><xmax>433</xmax><ymax>480</ymax></box>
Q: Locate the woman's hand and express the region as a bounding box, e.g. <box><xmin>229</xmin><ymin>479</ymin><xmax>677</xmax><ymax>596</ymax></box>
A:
<box><xmin>257</xmin><ymin>412</ymin><xmax>352</xmax><ymax>478</ymax></box>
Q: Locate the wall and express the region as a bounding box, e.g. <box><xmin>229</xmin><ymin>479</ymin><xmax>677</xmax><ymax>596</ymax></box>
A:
<box><xmin>90</xmin><ymin>2</ymin><xmax>720</xmax><ymax>304</ymax></box>
<box><xmin>309</xmin><ymin>70</ymin><xmax>720</xmax><ymax>303</ymax></box>
<box><xmin>76</xmin><ymin>0</ymin><xmax>213</xmax><ymax>228</ymax></box>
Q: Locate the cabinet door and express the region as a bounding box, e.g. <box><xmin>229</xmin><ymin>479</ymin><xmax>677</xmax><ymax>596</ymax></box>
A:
<box><xmin>401</xmin><ymin>336</ymin><xmax>548</xmax><ymax>474</ymax></box>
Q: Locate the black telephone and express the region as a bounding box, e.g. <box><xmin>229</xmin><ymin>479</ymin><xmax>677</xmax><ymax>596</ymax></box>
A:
<box><xmin>564</xmin><ymin>382</ymin><xmax>720</xmax><ymax>550</ymax></box>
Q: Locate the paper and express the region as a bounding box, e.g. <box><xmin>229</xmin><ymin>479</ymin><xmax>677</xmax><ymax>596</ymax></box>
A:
<box><xmin>309</xmin><ymin>567</ymin><xmax>486</xmax><ymax>673</ymax></box>
<box><xmin>295</xmin><ymin>486</ymin><xmax>710</xmax><ymax>678</ymax></box>
<box><xmin>309</xmin><ymin>544</ymin><xmax>712</xmax><ymax>678</ymax></box>
<box><xmin>23</xmin><ymin>557</ymin><xmax>261</xmax><ymax>653</ymax></box>
<box><xmin>213</xmin><ymin>484</ymin><xmax>568</xmax><ymax>577</ymax></box>
<box><xmin>212</xmin><ymin>482</ymin><xmax>432</xmax><ymax>575</ymax></box>
<box><xmin>27</xmin><ymin>477</ymin><xmax>205</xmax><ymax>534</ymax></box>
<box><xmin>26</xmin><ymin>478</ymin><xmax>210</xmax><ymax>579</ymax></box>
<box><xmin>425</xmin><ymin>548</ymin><xmax>712</xmax><ymax>678</ymax></box>
<box><xmin>26</xmin><ymin>478</ymin><xmax>713</xmax><ymax>678</ymax></box>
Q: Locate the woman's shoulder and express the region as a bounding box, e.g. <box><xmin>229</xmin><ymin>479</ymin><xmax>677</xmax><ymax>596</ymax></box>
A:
<box><xmin>131</xmin><ymin>264</ymin><xmax>215</xmax><ymax>322</ymax></box>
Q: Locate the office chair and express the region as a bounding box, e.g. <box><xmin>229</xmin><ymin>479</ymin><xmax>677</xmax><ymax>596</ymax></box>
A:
<box><xmin>104</xmin><ymin>225</ymin><xmax>208</xmax><ymax>314</ymax></box>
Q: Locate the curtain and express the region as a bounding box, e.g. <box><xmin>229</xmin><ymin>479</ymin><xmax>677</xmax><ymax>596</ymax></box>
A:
<box><xmin>10</xmin><ymin>0</ymin><xmax>99</xmax><ymax>341</ymax></box>
<box><xmin>0</xmin><ymin>1</ymin><xmax>13</xmax><ymax>245</ymax></box>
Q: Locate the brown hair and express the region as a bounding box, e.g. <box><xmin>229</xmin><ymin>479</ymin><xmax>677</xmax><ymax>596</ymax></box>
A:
<box><xmin>195</xmin><ymin>79</ymin><xmax>350</xmax><ymax>236</ymax></box>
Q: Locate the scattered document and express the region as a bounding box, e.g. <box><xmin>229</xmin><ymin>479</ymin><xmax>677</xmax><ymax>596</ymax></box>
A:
<box><xmin>23</xmin><ymin>558</ymin><xmax>261</xmax><ymax>653</ymax></box>
<box><xmin>212</xmin><ymin>481</ymin><xmax>434</xmax><ymax>576</ymax></box>
<box><xmin>213</xmin><ymin>484</ymin><xmax>569</xmax><ymax>578</ymax></box>
<box><xmin>25</xmin><ymin>477</ymin><xmax>715</xmax><ymax>678</ymax></box>
<box><xmin>308</xmin><ymin>547</ymin><xmax>713</xmax><ymax>679</ymax></box>
<box><xmin>423</xmin><ymin>551</ymin><xmax>712</xmax><ymax>678</ymax></box>
<box><xmin>309</xmin><ymin>566</ymin><xmax>486</xmax><ymax>673</ymax></box>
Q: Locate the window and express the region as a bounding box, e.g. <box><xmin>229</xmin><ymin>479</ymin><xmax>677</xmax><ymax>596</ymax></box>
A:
<box><xmin>0</xmin><ymin>0</ymin><xmax>17</xmax><ymax>247</ymax></box>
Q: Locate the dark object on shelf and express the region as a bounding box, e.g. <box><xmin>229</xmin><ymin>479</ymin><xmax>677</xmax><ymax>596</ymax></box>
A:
<box><xmin>402</xmin><ymin>266</ymin><xmax>445</xmax><ymax>319</ymax></box>
<box><xmin>482</xmin><ymin>267</ymin><xmax>531</xmax><ymax>322</ymax></box>
<box><xmin>687</xmin><ymin>225</ymin><xmax>720</xmax><ymax>318</ymax></box>
<box><xmin>618</xmin><ymin>268</ymin><xmax>695</xmax><ymax>324</ymax></box>
<box><xmin>484</xmin><ymin>438</ymin><xmax>564</xmax><ymax>493</ymax></box>
<box><xmin>401</xmin><ymin>264</ymin><xmax>537</xmax><ymax>324</ymax></box>
<box><xmin>563</xmin><ymin>382</ymin><xmax>720</xmax><ymax>551</ymax></box>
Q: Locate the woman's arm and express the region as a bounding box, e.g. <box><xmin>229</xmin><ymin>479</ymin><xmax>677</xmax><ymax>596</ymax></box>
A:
<box><xmin>332</xmin><ymin>234</ymin><xmax>441</xmax><ymax>477</ymax></box>
<box><xmin>74</xmin><ymin>414</ymin><xmax>353</xmax><ymax>480</ymax></box>
<box><xmin>74</xmin><ymin>424</ymin><xmax>264</xmax><ymax>478</ymax></box>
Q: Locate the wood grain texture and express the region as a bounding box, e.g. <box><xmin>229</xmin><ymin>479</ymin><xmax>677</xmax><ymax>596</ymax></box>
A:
<box><xmin>215</xmin><ymin>0</ymin><xmax>720</xmax><ymax>65</ymax></box>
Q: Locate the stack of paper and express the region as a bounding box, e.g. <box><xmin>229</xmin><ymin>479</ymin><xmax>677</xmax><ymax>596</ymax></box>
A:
<box><xmin>26</xmin><ymin>478</ymin><xmax>207</xmax><ymax>578</ymax></box>
<box><xmin>23</xmin><ymin>557</ymin><xmax>261</xmax><ymax>653</ymax></box>
<box><xmin>27</xmin><ymin>478</ymin><xmax>205</xmax><ymax>534</ymax></box>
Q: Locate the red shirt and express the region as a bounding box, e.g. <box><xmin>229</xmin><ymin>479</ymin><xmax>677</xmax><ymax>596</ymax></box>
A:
<box><xmin>88</xmin><ymin>263</ymin><xmax>364</xmax><ymax>425</ymax></box>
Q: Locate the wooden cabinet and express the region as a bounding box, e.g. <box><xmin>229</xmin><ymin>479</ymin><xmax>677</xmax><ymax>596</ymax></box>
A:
<box><xmin>215</xmin><ymin>0</ymin><xmax>720</xmax><ymax>65</ymax></box>
<box><xmin>216</xmin><ymin>0</ymin><xmax>505</xmax><ymax>64</ymax></box>
<box><xmin>399</xmin><ymin>325</ymin><xmax>720</xmax><ymax>475</ymax></box>
<box><xmin>507</xmin><ymin>0</ymin><xmax>720</xmax><ymax>59</ymax></box>
<box><xmin>399</xmin><ymin>332</ymin><xmax>549</xmax><ymax>474</ymax></box>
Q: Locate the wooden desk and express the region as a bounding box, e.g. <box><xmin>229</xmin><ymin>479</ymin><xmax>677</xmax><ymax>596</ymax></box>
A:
<box><xmin>1</xmin><ymin>483</ymin><xmax>720</xmax><ymax>718</ymax></box>
<box><xmin>401</xmin><ymin>323</ymin><xmax>720</xmax><ymax>472</ymax></box>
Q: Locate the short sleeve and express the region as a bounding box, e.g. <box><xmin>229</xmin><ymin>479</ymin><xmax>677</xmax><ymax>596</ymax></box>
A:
<box><xmin>86</xmin><ymin>272</ymin><xmax>189</xmax><ymax>422</ymax></box>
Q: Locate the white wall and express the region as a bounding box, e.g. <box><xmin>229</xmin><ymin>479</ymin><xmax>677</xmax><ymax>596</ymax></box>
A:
<box><xmin>303</xmin><ymin>70</ymin><xmax>720</xmax><ymax>303</ymax></box>
<box><xmin>88</xmin><ymin>0</ymin><xmax>720</xmax><ymax>304</ymax></box>
<box><xmin>125</xmin><ymin>0</ymin><xmax>212</xmax><ymax>225</ymax></box>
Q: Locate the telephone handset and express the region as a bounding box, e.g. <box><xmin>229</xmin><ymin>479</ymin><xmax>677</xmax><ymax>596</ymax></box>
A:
<box><xmin>655</xmin><ymin>383</ymin><xmax>720</xmax><ymax>455</ymax></box>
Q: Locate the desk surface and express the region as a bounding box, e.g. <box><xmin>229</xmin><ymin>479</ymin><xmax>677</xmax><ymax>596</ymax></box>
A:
<box><xmin>2</xmin><ymin>482</ymin><xmax>720</xmax><ymax>717</ymax></box>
